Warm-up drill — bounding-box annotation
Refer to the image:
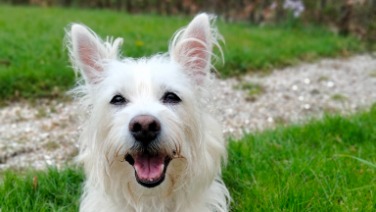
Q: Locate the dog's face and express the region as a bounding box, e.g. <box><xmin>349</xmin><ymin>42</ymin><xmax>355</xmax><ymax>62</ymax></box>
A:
<box><xmin>68</xmin><ymin>14</ymin><xmax>220</xmax><ymax>188</ymax></box>
<box><xmin>91</xmin><ymin>59</ymin><xmax>199</xmax><ymax>188</ymax></box>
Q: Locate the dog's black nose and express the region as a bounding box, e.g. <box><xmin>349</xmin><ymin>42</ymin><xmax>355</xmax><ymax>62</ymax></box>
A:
<box><xmin>129</xmin><ymin>115</ymin><xmax>161</xmax><ymax>144</ymax></box>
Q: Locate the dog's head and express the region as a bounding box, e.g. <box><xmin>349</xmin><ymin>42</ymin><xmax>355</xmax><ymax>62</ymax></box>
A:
<box><xmin>67</xmin><ymin>14</ymin><xmax>223</xmax><ymax>189</ymax></box>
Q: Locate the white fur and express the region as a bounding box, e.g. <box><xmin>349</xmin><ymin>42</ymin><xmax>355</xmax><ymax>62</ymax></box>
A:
<box><xmin>66</xmin><ymin>13</ymin><xmax>230</xmax><ymax>212</ymax></box>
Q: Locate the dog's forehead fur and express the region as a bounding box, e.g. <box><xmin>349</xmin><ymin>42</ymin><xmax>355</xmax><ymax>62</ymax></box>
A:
<box><xmin>103</xmin><ymin>58</ymin><xmax>191</xmax><ymax>100</ymax></box>
<box><xmin>92</xmin><ymin>57</ymin><xmax>195</xmax><ymax>125</ymax></box>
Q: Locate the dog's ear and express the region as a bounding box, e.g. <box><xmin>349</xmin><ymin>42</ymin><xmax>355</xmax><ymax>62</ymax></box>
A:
<box><xmin>170</xmin><ymin>13</ymin><xmax>219</xmax><ymax>85</ymax></box>
<box><xmin>67</xmin><ymin>24</ymin><xmax>122</xmax><ymax>84</ymax></box>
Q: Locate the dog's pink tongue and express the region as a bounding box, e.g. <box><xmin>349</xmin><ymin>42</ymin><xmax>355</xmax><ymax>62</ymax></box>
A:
<box><xmin>134</xmin><ymin>154</ymin><xmax>165</xmax><ymax>182</ymax></box>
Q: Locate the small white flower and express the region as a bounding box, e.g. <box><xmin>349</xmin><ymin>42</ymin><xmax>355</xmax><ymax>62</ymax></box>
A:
<box><xmin>283</xmin><ymin>0</ymin><xmax>305</xmax><ymax>17</ymax></box>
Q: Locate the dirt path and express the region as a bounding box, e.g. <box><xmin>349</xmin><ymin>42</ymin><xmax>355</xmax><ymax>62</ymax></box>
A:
<box><xmin>1</xmin><ymin>55</ymin><xmax>375</xmax><ymax>170</ymax></box>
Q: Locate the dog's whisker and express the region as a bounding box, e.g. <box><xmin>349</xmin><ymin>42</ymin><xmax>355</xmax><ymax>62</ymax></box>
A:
<box><xmin>114</xmin><ymin>144</ymin><xmax>123</xmax><ymax>158</ymax></box>
<box><xmin>104</xmin><ymin>151</ymin><xmax>111</xmax><ymax>165</ymax></box>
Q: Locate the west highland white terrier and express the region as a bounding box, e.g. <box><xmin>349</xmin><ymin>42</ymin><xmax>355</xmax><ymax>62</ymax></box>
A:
<box><xmin>66</xmin><ymin>13</ymin><xmax>230</xmax><ymax>212</ymax></box>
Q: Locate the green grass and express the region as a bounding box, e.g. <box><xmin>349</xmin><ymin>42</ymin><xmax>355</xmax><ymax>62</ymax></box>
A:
<box><xmin>0</xmin><ymin>5</ymin><xmax>362</xmax><ymax>102</ymax></box>
<box><xmin>0</xmin><ymin>167</ymin><xmax>83</xmax><ymax>211</ymax></box>
<box><xmin>224</xmin><ymin>105</ymin><xmax>376</xmax><ymax>211</ymax></box>
<box><xmin>220</xmin><ymin>22</ymin><xmax>362</xmax><ymax>76</ymax></box>
<box><xmin>1</xmin><ymin>106</ymin><xmax>376</xmax><ymax>211</ymax></box>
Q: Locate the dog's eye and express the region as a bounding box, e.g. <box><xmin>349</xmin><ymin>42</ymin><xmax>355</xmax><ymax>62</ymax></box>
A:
<box><xmin>162</xmin><ymin>92</ymin><xmax>181</xmax><ymax>104</ymax></box>
<box><xmin>110</xmin><ymin>94</ymin><xmax>127</xmax><ymax>105</ymax></box>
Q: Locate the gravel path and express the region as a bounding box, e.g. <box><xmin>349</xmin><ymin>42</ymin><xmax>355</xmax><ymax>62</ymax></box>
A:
<box><xmin>1</xmin><ymin>55</ymin><xmax>375</xmax><ymax>170</ymax></box>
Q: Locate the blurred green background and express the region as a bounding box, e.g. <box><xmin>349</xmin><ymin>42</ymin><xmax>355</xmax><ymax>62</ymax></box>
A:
<box><xmin>0</xmin><ymin>0</ymin><xmax>374</xmax><ymax>102</ymax></box>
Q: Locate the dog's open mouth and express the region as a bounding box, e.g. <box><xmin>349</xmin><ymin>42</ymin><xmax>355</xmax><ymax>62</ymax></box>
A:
<box><xmin>125</xmin><ymin>153</ymin><xmax>171</xmax><ymax>188</ymax></box>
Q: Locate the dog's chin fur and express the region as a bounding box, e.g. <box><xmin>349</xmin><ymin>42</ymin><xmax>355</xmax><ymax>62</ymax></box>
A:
<box><xmin>67</xmin><ymin>13</ymin><xmax>230</xmax><ymax>212</ymax></box>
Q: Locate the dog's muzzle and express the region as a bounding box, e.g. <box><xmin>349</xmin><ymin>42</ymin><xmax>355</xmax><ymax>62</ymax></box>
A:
<box><xmin>126</xmin><ymin>115</ymin><xmax>171</xmax><ymax>188</ymax></box>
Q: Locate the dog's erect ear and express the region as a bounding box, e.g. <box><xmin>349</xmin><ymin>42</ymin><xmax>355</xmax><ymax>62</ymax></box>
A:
<box><xmin>67</xmin><ymin>24</ymin><xmax>123</xmax><ymax>84</ymax></box>
<box><xmin>170</xmin><ymin>13</ymin><xmax>220</xmax><ymax>85</ymax></box>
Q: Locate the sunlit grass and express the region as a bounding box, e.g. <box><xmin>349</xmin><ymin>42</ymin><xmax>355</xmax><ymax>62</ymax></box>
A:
<box><xmin>224</xmin><ymin>105</ymin><xmax>376</xmax><ymax>211</ymax></box>
<box><xmin>0</xmin><ymin>167</ymin><xmax>83</xmax><ymax>211</ymax></box>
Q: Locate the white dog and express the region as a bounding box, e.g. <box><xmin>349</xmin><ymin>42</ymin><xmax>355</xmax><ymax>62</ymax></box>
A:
<box><xmin>66</xmin><ymin>13</ymin><xmax>230</xmax><ymax>212</ymax></box>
